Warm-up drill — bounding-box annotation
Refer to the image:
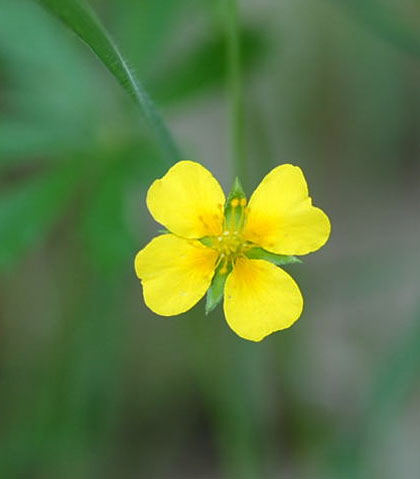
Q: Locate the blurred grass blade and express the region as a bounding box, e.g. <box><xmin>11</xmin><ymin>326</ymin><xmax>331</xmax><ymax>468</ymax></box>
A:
<box><xmin>335</xmin><ymin>0</ymin><xmax>420</xmax><ymax>58</ymax></box>
<box><xmin>34</xmin><ymin>0</ymin><xmax>180</xmax><ymax>164</ymax></box>
<box><xmin>154</xmin><ymin>27</ymin><xmax>265</xmax><ymax>104</ymax></box>
<box><xmin>0</xmin><ymin>163</ymin><xmax>79</xmax><ymax>271</ymax></box>
<box><xmin>82</xmin><ymin>154</ymin><xmax>137</xmax><ymax>274</ymax></box>
<box><xmin>329</xmin><ymin>310</ymin><xmax>420</xmax><ymax>478</ymax></box>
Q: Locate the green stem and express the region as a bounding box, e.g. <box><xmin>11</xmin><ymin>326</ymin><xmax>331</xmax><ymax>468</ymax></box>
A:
<box><xmin>223</xmin><ymin>0</ymin><xmax>246</xmax><ymax>180</ymax></box>
<box><xmin>208</xmin><ymin>6</ymin><xmax>261</xmax><ymax>479</ymax></box>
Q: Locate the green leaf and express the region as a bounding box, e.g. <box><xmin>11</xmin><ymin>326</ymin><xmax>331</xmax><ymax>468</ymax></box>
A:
<box><xmin>205</xmin><ymin>265</ymin><xmax>230</xmax><ymax>315</ymax></box>
<box><xmin>34</xmin><ymin>0</ymin><xmax>180</xmax><ymax>164</ymax></box>
<box><xmin>154</xmin><ymin>27</ymin><xmax>266</xmax><ymax>104</ymax></box>
<box><xmin>0</xmin><ymin>162</ymin><xmax>80</xmax><ymax>271</ymax></box>
<box><xmin>245</xmin><ymin>247</ymin><xmax>302</xmax><ymax>266</ymax></box>
<box><xmin>82</xmin><ymin>155</ymin><xmax>138</xmax><ymax>274</ymax></box>
<box><xmin>335</xmin><ymin>0</ymin><xmax>420</xmax><ymax>58</ymax></box>
<box><xmin>116</xmin><ymin>0</ymin><xmax>184</xmax><ymax>72</ymax></box>
<box><xmin>0</xmin><ymin>121</ymin><xmax>87</xmax><ymax>162</ymax></box>
<box><xmin>0</xmin><ymin>0</ymin><xmax>102</xmax><ymax>162</ymax></box>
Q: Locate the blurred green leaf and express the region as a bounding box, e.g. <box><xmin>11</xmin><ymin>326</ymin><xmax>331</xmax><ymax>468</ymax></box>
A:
<box><xmin>82</xmin><ymin>139</ymin><xmax>165</xmax><ymax>274</ymax></box>
<box><xmin>0</xmin><ymin>0</ymin><xmax>102</xmax><ymax>162</ymax></box>
<box><xmin>154</xmin><ymin>27</ymin><xmax>266</xmax><ymax>104</ymax></box>
<box><xmin>329</xmin><ymin>310</ymin><xmax>420</xmax><ymax>478</ymax></box>
<box><xmin>34</xmin><ymin>0</ymin><xmax>180</xmax><ymax>164</ymax></box>
<box><xmin>335</xmin><ymin>0</ymin><xmax>420</xmax><ymax>58</ymax></box>
<box><xmin>82</xmin><ymin>154</ymin><xmax>138</xmax><ymax>274</ymax></box>
<box><xmin>0</xmin><ymin>162</ymin><xmax>80</xmax><ymax>271</ymax></box>
<box><xmin>0</xmin><ymin>121</ymin><xmax>86</xmax><ymax>162</ymax></box>
<box><xmin>116</xmin><ymin>0</ymin><xmax>184</xmax><ymax>71</ymax></box>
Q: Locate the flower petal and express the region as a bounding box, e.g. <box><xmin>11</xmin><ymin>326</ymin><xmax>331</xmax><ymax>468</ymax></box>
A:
<box><xmin>223</xmin><ymin>258</ymin><xmax>303</xmax><ymax>341</ymax></box>
<box><xmin>243</xmin><ymin>164</ymin><xmax>331</xmax><ymax>255</ymax></box>
<box><xmin>135</xmin><ymin>234</ymin><xmax>218</xmax><ymax>316</ymax></box>
<box><xmin>147</xmin><ymin>161</ymin><xmax>225</xmax><ymax>238</ymax></box>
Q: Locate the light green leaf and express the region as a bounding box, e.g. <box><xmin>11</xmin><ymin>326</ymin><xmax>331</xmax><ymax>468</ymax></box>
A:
<box><xmin>245</xmin><ymin>247</ymin><xmax>302</xmax><ymax>266</ymax></box>
<box><xmin>34</xmin><ymin>0</ymin><xmax>180</xmax><ymax>164</ymax></box>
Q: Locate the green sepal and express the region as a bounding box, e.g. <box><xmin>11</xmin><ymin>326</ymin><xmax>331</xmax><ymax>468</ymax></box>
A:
<box><xmin>225</xmin><ymin>177</ymin><xmax>246</xmax><ymax>206</ymax></box>
<box><xmin>245</xmin><ymin>247</ymin><xmax>302</xmax><ymax>266</ymax></box>
<box><xmin>158</xmin><ymin>228</ymin><xmax>170</xmax><ymax>234</ymax></box>
<box><xmin>205</xmin><ymin>264</ymin><xmax>231</xmax><ymax>315</ymax></box>
<box><xmin>200</xmin><ymin>236</ymin><xmax>214</xmax><ymax>247</ymax></box>
<box><xmin>224</xmin><ymin>177</ymin><xmax>247</xmax><ymax>231</ymax></box>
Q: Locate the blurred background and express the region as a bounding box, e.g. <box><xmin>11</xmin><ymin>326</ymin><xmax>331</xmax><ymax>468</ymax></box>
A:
<box><xmin>1</xmin><ymin>0</ymin><xmax>420</xmax><ymax>477</ymax></box>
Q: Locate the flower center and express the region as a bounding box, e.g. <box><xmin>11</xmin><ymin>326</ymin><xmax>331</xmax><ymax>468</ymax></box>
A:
<box><xmin>216</xmin><ymin>230</ymin><xmax>245</xmax><ymax>257</ymax></box>
<box><xmin>217</xmin><ymin>197</ymin><xmax>251</xmax><ymax>268</ymax></box>
<box><xmin>211</xmin><ymin>230</ymin><xmax>249</xmax><ymax>274</ymax></box>
<box><xmin>200</xmin><ymin>194</ymin><xmax>253</xmax><ymax>274</ymax></box>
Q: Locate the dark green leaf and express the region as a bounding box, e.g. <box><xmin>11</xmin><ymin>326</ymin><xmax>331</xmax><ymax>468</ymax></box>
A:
<box><xmin>34</xmin><ymin>0</ymin><xmax>180</xmax><ymax>164</ymax></box>
<box><xmin>245</xmin><ymin>247</ymin><xmax>302</xmax><ymax>266</ymax></box>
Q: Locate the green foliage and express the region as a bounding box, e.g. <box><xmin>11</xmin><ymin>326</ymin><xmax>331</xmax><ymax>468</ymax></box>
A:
<box><xmin>154</xmin><ymin>27</ymin><xmax>265</xmax><ymax>104</ymax></box>
<box><xmin>0</xmin><ymin>162</ymin><xmax>80</xmax><ymax>271</ymax></box>
<box><xmin>35</xmin><ymin>0</ymin><xmax>180</xmax><ymax>164</ymax></box>
<box><xmin>82</xmin><ymin>152</ymin><xmax>139</xmax><ymax>274</ymax></box>
<box><xmin>0</xmin><ymin>0</ymin><xmax>99</xmax><ymax>162</ymax></box>
<box><xmin>1</xmin><ymin>0</ymin><xmax>420</xmax><ymax>477</ymax></box>
<box><xmin>335</xmin><ymin>0</ymin><xmax>420</xmax><ymax>58</ymax></box>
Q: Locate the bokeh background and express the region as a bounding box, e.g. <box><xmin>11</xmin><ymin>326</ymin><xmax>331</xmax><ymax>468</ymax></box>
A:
<box><xmin>1</xmin><ymin>0</ymin><xmax>420</xmax><ymax>478</ymax></box>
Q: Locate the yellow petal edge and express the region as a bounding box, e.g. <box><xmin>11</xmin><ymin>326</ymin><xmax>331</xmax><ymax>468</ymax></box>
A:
<box><xmin>244</xmin><ymin>164</ymin><xmax>331</xmax><ymax>255</ymax></box>
<box><xmin>146</xmin><ymin>161</ymin><xmax>225</xmax><ymax>238</ymax></box>
<box><xmin>224</xmin><ymin>258</ymin><xmax>304</xmax><ymax>342</ymax></box>
<box><xmin>135</xmin><ymin>234</ymin><xmax>218</xmax><ymax>316</ymax></box>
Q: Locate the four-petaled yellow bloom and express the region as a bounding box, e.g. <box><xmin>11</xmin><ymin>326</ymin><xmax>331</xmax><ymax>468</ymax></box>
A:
<box><xmin>135</xmin><ymin>161</ymin><xmax>330</xmax><ymax>342</ymax></box>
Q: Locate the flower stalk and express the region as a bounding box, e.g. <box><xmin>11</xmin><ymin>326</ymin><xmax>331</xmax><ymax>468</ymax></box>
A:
<box><xmin>223</xmin><ymin>0</ymin><xmax>246</xmax><ymax>181</ymax></box>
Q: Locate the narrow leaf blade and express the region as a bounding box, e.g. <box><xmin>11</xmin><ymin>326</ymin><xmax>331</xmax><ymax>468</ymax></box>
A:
<box><xmin>34</xmin><ymin>0</ymin><xmax>180</xmax><ymax>164</ymax></box>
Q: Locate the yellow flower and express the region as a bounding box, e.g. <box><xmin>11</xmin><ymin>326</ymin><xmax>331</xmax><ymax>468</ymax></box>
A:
<box><xmin>135</xmin><ymin>161</ymin><xmax>330</xmax><ymax>342</ymax></box>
